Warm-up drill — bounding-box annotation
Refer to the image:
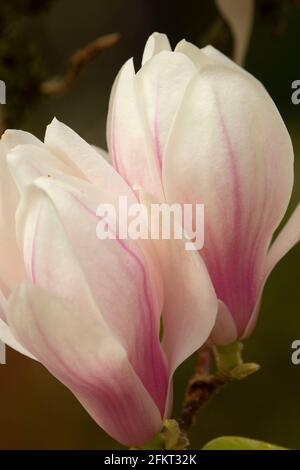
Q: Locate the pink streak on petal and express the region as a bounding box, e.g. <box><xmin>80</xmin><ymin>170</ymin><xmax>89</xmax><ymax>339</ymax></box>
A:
<box><xmin>66</xmin><ymin>191</ymin><xmax>167</xmax><ymax>414</ymax></box>
<box><xmin>115</xmin><ymin>236</ymin><xmax>167</xmax><ymax>413</ymax></box>
<box><xmin>213</xmin><ymin>95</ymin><xmax>244</xmax><ymax>330</ymax></box>
<box><xmin>203</xmin><ymin>93</ymin><xmax>262</xmax><ymax>336</ymax></box>
<box><xmin>216</xmin><ymin>93</ymin><xmax>242</xmax><ymax>243</ymax></box>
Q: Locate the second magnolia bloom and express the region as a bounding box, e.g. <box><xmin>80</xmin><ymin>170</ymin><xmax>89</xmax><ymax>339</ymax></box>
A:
<box><xmin>0</xmin><ymin>119</ymin><xmax>217</xmax><ymax>445</ymax></box>
<box><xmin>108</xmin><ymin>32</ymin><xmax>300</xmax><ymax>345</ymax></box>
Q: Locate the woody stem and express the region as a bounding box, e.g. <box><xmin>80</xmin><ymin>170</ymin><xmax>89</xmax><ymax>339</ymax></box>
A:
<box><xmin>179</xmin><ymin>341</ymin><xmax>259</xmax><ymax>437</ymax></box>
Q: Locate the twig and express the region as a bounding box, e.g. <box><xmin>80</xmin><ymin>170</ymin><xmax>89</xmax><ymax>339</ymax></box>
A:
<box><xmin>41</xmin><ymin>32</ymin><xmax>120</xmax><ymax>95</ymax></box>
<box><xmin>179</xmin><ymin>374</ymin><xmax>227</xmax><ymax>434</ymax></box>
<box><xmin>179</xmin><ymin>346</ymin><xmax>227</xmax><ymax>434</ymax></box>
<box><xmin>179</xmin><ymin>343</ymin><xmax>259</xmax><ymax>436</ymax></box>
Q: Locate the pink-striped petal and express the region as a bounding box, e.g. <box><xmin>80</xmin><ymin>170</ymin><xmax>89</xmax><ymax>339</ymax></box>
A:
<box><xmin>13</xmin><ymin>185</ymin><xmax>163</xmax><ymax>445</ymax></box>
<box><xmin>17</xmin><ymin>180</ymin><xmax>168</xmax><ymax>414</ymax></box>
<box><xmin>7</xmin><ymin>281</ymin><xmax>162</xmax><ymax>446</ymax></box>
<box><xmin>163</xmin><ymin>66</ymin><xmax>294</xmax><ymax>337</ymax></box>
<box><xmin>136</xmin><ymin>51</ymin><xmax>197</xmax><ymax>174</ymax></box>
<box><xmin>107</xmin><ymin>59</ymin><xmax>163</xmax><ymax>199</ymax></box>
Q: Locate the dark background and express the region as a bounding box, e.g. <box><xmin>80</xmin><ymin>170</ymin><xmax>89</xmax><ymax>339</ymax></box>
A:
<box><xmin>0</xmin><ymin>0</ymin><xmax>299</xmax><ymax>450</ymax></box>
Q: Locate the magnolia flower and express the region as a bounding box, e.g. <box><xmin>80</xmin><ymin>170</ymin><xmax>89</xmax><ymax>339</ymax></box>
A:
<box><xmin>0</xmin><ymin>119</ymin><xmax>217</xmax><ymax>445</ymax></box>
<box><xmin>107</xmin><ymin>33</ymin><xmax>300</xmax><ymax>345</ymax></box>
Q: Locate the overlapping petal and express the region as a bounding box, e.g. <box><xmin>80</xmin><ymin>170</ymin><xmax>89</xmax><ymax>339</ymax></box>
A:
<box><xmin>162</xmin><ymin>66</ymin><xmax>294</xmax><ymax>337</ymax></box>
<box><xmin>139</xmin><ymin>190</ymin><xmax>218</xmax><ymax>373</ymax></box>
<box><xmin>136</xmin><ymin>51</ymin><xmax>197</xmax><ymax>174</ymax></box>
<box><xmin>107</xmin><ymin>59</ymin><xmax>163</xmax><ymax>199</ymax></box>
<box><xmin>0</xmin><ymin>109</ymin><xmax>220</xmax><ymax>445</ymax></box>
<box><xmin>14</xmin><ymin>177</ymin><xmax>168</xmax><ymax>414</ymax></box>
<box><xmin>8</xmin><ymin>186</ymin><xmax>164</xmax><ymax>445</ymax></box>
<box><xmin>0</xmin><ymin>130</ymin><xmax>43</xmax><ymax>290</ymax></box>
<box><xmin>142</xmin><ymin>32</ymin><xmax>171</xmax><ymax>66</ymax></box>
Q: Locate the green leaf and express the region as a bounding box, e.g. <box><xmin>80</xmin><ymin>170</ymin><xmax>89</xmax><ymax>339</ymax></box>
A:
<box><xmin>202</xmin><ymin>436</ymin><xmax>287</xmax><ymax>450</ymax></box>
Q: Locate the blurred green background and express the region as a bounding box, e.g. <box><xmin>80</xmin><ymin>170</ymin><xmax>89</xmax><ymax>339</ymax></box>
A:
<box><xmin>0</xmin><ymin>0</ymin><xmax>299</xmax><ymax>450</ymax></box>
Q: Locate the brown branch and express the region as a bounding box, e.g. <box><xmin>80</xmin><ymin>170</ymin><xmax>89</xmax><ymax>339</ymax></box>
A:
<box><xmin>179</xmin><ymin>346</ymin><xmax>228</xmax><ymax>436</ymax></box>
<box><xmin>41</xmin><ymin>32</ymin><xmax>120</xmax><ymax>96</ymax></box>
<box><xmin>180</xmin><ymin>374</ymin><xmax>227</xmax><ymax>434</ymax></box>
<box><xmin>179</xmin><ymin>345</ymin><xmax>259</xmax><ymax>436</ymax></box>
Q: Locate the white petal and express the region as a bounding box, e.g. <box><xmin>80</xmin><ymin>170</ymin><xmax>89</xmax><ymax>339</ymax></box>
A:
<box><xmin>211</xmin><ymin>300</ymin><xmax>238</xmax><ymax>345</ymax></box>
<box><xmin>1</xmin><ymin>129</ymin><xmax>43</xmax><ymax>153</ymax></box>
<box><xmin>0</xmin><ymin>317</ymin><xmax>36</xmax><ymax>359</ymax></box>
<box><xmin>7</xmin><ymin>143</ymin><xmax>75</xmax><ymax>193</ymax></box>
<box><xmin>45</xmin><ymin>118</ymin><xmax>133</xmax><ymax>198</ymax></box>
<box><xmin>0</xmin><ymin>288</ymin><xmax>35</xmax><ymax>359</ymax></box>
<box><xmin>175</xmin><ymin>39</ymin><xmax>212</xmax><ymax>69</ymax></box>
<box><xmin>176</xmin><ymin>40</ymin><xmax>247</xmax><ymax>74</ymax></box>
<box><xmin>142</xmin><ymin>32</ymin><xmax>171</xmax><ymax>66</ymax></box>
<box><xmin>136</xmin><ymin>51</ymin><xmax>197</xmax><ymax>172</ymax></box>
<box><xmin>107</xmin><ymin>59</ymin><xmax>163</xmax><ymax>199</ymax></box>
<box><xmin>0</xmin><ymin>130</ymin><xmax>42</xmax><ymax>291</ymax></box>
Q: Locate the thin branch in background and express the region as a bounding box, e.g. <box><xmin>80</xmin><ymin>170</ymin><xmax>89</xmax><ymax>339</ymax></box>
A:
<box><xmin>41</xmin><ymin>32</ymin><xmax>120</xmax><ymax>96</ymax></box>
